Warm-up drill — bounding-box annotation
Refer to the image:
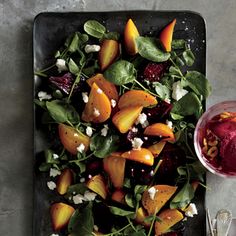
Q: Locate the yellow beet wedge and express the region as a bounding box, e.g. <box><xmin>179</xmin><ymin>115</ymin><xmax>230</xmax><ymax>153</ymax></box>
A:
<box><xmin>155</xmin><ymin>209</ymin><xmax>184</xmax><ymax>235</ymax></box>
<box><xmin>147</xmin><ymin>141</ymin><xmax>166</xmax><ymax>157</ymax></box>
<box><xmin>142</xmin><ymin>185</ymin><xmax>177</xmax><ymax>215</ymax></box>
<box><xmin>124</xmin><ymin>19</ymin><xmax>140</xmax><ymax>55</ymax></box>
<box><xmin>82</xmin><ymin>82</ymin><xmax>111</xmax><ymax>123</ymax></box>
<box><xmin>86</xmin><ymin>73</ymin><xmax>119</xmax><ymax>101</ymax></box>
<box><xmin>87</xmin><ymin>174</ymin><xmax>107</xmax><ymax>199</ymax></box>
<box><xmin>58</xmin><ymin>123</ymin><xmax>90</xmax><ymax>155</ymax></box>
<box><xmin>112</xmin><ymin>106</ymin><xmax>143</xmax><ymax>133</ymax></box>
<box><xmin>56</xmin><ymin>169</ymin><xmax>74</xmax><ymax>195</ymax></box>
<box><xmin>135</xmin><ymin>207</ymin><xmax>151</xmax><ymax>227</ymax></box>
<box><xmin>118</xmin><ymin>90</ymin><xmax>157</xmax><ymax>109</ymax></box>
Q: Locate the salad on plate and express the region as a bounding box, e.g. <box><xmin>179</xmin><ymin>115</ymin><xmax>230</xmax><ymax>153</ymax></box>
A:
<box><xmin>34</xmin><ymin>17</ymin><xmax>211</xmax><ymax>236</ymax></box>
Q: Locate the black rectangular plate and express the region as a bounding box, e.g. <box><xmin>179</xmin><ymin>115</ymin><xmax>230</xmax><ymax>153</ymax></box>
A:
<box><xmin>33</xmin><ymin>11</ymin><xmax>206</xmax><ymax>236</ymax></box>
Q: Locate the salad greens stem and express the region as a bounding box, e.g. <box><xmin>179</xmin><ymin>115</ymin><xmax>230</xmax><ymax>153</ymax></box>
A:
<box><xmin>126</xmin><ymin>216</ymin><xmax>137</xmax><ymax>232</ymax></box>
<box><xmin>169</xmin><ymin>58</ymin><xmax>184</xmax><ymax>78</ymax></box>
<box><xmin>35</xmin><ymin>63</ymin><xmax>56</xmax><ymax>75</ymax></box>
<box><xmin>102</xmin><ymin>222</ymin><xmax>132</xmax><ymax>236</ymax></box>
<box><xmin>147</xmin><ymin>210</ymin><xmax>157</xmax><ymax>236</ymax></box>
<box><xmin>134</xmin><ymin>79</ymin><xmax>158</xmax><ymax>97</ymax></box>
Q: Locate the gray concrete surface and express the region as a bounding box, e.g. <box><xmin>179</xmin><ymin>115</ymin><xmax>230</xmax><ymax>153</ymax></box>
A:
<box><xmin>0</xmin><ymin>0</ymin><xmax>236</xmax><ymax>235</ymax></box>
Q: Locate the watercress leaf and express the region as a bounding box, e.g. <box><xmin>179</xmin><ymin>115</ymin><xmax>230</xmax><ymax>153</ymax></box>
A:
<box><xmin>39</xmin><ymin>162</ymin><xmax>51</xmax><ymax>172</ymax></box>
<box><xmin>104</xmin><ymin>60</ymin><xmax>136</xmax><ymax>85</ymax></box>
<box><xmin>176</xmin><ymin>57</ymin><xmax>185</xmax><ymax>67</ymax></box>
<box><xmin>170</xmin><ymin>182</ymin><xmax>194</xmax><ymax>209</ymax></box>
<box><xmin>188</xmin><ymin>161</ymin><xmax>206</xmax><ymax>182</ymax></box>
<box><xmin>34</xmin><ymin>99</ymin><xmax>46</xmax><ymax>109</ymax></box>
<box><xmin>153</xmin><ymin>82</ymin><xmax>170</xmax><ymax>100</ymax></box>
<box><xmin>68</xmin><ymin>203</ymin><xmax>94</xmax><ymax>236</ymax></box>
<box><xmin>136</xmin><ymin>36</ymin><xmax>170</xmax><ymax>62</ymax></box>
<box><xmin>123</xmin><ymin>178</ymin><xmax>132</xmax><ymax>188</ymax></box>
<box><xmin>125</xmin><ymin>193</ymin><xmax>136</xmax><ymax>208</ymax></box>
<box><xmin>71</xmin><ymin>160</ymin><xmax>86</xmax><ymax>174</ymax></box>
<box><xmin>170</xmin><ymin>113</ymin><xmax>184</xmax><ymax>120</ymax></box>
<box><xmin>54</xmin><ymin>50</ymin><xmax>61</xmax><ymax>58</ymax></box>
<box><xmin>130</xmin><ymin>230</ymin><xmax>147</xmax><ymax>236</ymax></box>
<box><xmin>134</xmin><ymin>185</ymin><xmax>148</xmax><ymax>195</ymax></box>
<box><xmin>183</xmin><ymin>49</ymin><xmax>195</xmax><ymax>66</ymax></box>
<box><xmin>90</xmin><ymin>133</ymin><xmax>120</xmax><ymax>158</ymax></box>
<box><xmin>169</xmin><ymin>65</ymin><xmax>180</xmax><ymax>75</ymax></box>
<box><xmin>66</xmin><ymin>183</ymin><xmax>88</xmax><ymax>197</ymax></box>
<box><xmin>84</xmin><ymin>20</ymin><xmax>106</xmax><ymax>39</ymax></box>
<box><xmin>171</xmin><ymin>39</ymin><xmax>186</xmax><ymax>50</ymax></box>
<box><xmin>109</xmin><ymin>206</ymin><xmax>134</xmax><ymax>217</ymax></box>
<box><xmin>184</xmin><ymin>71</ymin><xmax>212</xmax><ymax>99</ymax></box>
<box><xmin>171</xmin><ymin>92</ymin><xmax>201</xmax><ymax>117</ymax></box>
<box><xmin>103</xmin><ymin>31</ymin><xmax>120</xmax><ymax>40</ymax></box>
<box><xmin>67</xmin><ymin>33</ymin><xmax>79</xmax><ymax>53</ymax></box>
<box><xmin>68</xmin><ymin>58</ymin><xmax>80</xmax><ymax>75</ymax></box>
<box><xmin>44</xmin><ymin>149</ymin><xmax>60</xmax><ymax>164</ymax></box>
<box><xmin>177</xmin><ymin>166</ymin><xmax>187</xmax><ymax>176</ymax></box>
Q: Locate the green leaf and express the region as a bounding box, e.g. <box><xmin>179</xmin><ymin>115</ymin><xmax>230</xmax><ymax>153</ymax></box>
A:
<box><xmin>153</xmin><ymin>82</ymin><xmax>170</xmax><ymax>100</ymax></box>
<box><xmin>68</xmin><ymin>203</ymin><xmax>94</xmax><ymax>236</ymax></box>
<box><xmin>68</xmin><ymin>33</ymin><xmax>79</xmax><ymax>53</ymax></box>
<box><xmin>136</xmin><ymin>36</ymin><xmax>170</xmax><ymax>62</ymax></box>
<box><xmin>171</xmin><ymin>92</ymin><xmax>202</xmax><ymax>117</ymax></box>
<box><xmin>65</xmin><ymin>32</ymin><xmax>89</xmax><ymax>53</ymax></box>
<box><xmin>169</xmin><ymin>66</ymin><xmax>180</xmax><ymax>75</ymax></box>
<box><xmin>170</xmin><ymin>113</ymin><xmax>184</xmax><ymax>120</ymax></box>
<box><xmin>184</xmin><ymin>71</ymin><xmax>212</xmax><ymax>99</ymax></box>
<box><xmin>183</xmin><ymin>49</ymin><xmax>195</xmax><ymax>66</ymax></box>
<box><xmin>39</xmin><ymin>162</ymin><xmax>51</xmax><ymax>172</ymax></box>
<box><xmin>66</xmin><ymin>184</ymin><xmax>87</xmax><ymax>198</ymax></box>
<box><xmin>68</xmin><ymin>58</ymin><xmax>80</xmax><ymax>75</ymax></box>
<box><xmin>171</xmin><ymin>39</ymin><xmax>186</xmax><ymax>50</ymax></box>
<box><xmin>44</xmin><ymin>149</ymin><xmax>60</xmax><ymax>164</ymax></box>
<box><xmin>134</xmin><ymin>185</ymin><xmax>148</xmax><ymax>196</ymax></box>
<box><xmin>125</xmin><ymin>193</ymin><xmax>136</xmax><ymax>208</ymax></box>
<box><xmin>103</xmin><ymin>31</ymin><xmax>120</xmax><ymax>40</ymax></box>
<box><xmin>175</xmin><ymin>57</ymin><xmax>185</xmax><ymax>67</ymax></box>
<box><xmin>170</xmin><ymin>182</ymin><xmax>194</xmax><ymax>209</ymax></box>
<box><xmin>46</xmin><ymin>100</ymin><xmax>80</xmax><ymax>124</ymax></box>
<box><xmin>104</xmin><ymin>60</ymin><xmax>136</xmax><ymax>85</ymax></box>
<box><xmin>34</xmin><ymin>99</ymin><xmax>46</xmax><ymax>109</ymax></box>
<box><xmin>109</xmin><ymin>206</ymin><xmax>134</xmax><ymax>217</ymax></box>
<box><xmin>123</xmin><ymin>178</ymin><xmax>132</xmax><ymax>188</ymax></box>
<box><xmin>90</xmin><ymin>133</ymin><xmax>120</xmax><ymax>158</ymax></box>
<box><xmin>84</xmin><ymin>20</ymin><xmax>106</xmax><ymax>39</ymax></box>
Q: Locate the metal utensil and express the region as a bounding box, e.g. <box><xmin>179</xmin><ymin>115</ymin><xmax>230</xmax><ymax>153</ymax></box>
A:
<box><xmin>207</xmin><ymin>208</ymin><xmax>215</xmax><ymax>236</ymax></box>
<box><xmin>216</xmin><ymin>209</ymin><xmax>232</xmax><ymax>236</ymax></box>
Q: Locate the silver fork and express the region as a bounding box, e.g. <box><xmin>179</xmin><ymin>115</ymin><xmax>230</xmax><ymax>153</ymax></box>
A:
<box><xmin>216</xmin><ymin>209</ymin><xmax>232</xmax><ymax>236</ymax></box>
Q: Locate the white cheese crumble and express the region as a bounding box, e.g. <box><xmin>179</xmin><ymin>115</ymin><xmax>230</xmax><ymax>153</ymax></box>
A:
<box><xmin>185</xmin><ymin>203</ymin><xmax>198</xmax><ymax>217</ymax></box>
<box><xmin>85</xmin><ymin>44</ymin><xmax>101</xmax><ymax>53</ymax></box>
<box><xmin>131</xmin><ymin>137</ymin><xmax>143</xmax><ymax>150</ymax></box>
<box><xmin>80</xmin><ymin>177</ymin><xmax>85</xmax><ymax>183</ymax></box>
<box><xmin>50</xmin><ymin>234</ymin><xmax>59</xmax><ymax>236</ymax></box>
<box><xmin>97</xmin><ymin>88</ymin><xmax>103</xmax><ymax>94</ymax></box>
<box><xmin>131</xmin><ymin>127</ymin><xmax>138</xmax><ymax>133</ymax></box>
<box><xmin>38</xmin><ymin>91</ymin><xmax>52</xmax><ymax>101</ymax></box>
<box><xmin>135</xmin><ymin>113</ymin><xmax>149</xmax><ymax>128</ymax></box>
<box><xmin>49</xmin><ymin>168</ymin><xmax>61</xmax><ymax>178</ymax></box>
<box><xmin>73</xmin><ymin>194</ymin><xmax>85</xmax><ymax>204</ymax></box>
<box><xmin>82</xmin><ymin>92</ymin><xmax>89</xmax><ymax>103</ymax></box>
<box><xmin>166</xmin><ymin>120</ymin><xmax>173</xmax><ymax>129</ymax></box>
<box><xmin>93</xmin><ymin>225</ymin><xmax>99</xmax><ymax>232</ymax></box>
<box><xmin>55</xmin><ymin>58</ymin><xmax>67</xmax><ymax>72</ymax></box>
<box><xmin>53</xmin><ymin>153</ymin><xmax>59</xmax><ymax>159</ymax></box>
<box><xmin>101</xmin><ymin>124</ymin><xmax>109</xmax><ymax>136</ymax></box>
<box><xmin>72</xmin><ymin>191</ymin><xmax>97</xmax><ymax>204</ymax></box>
<box><xmin>148</xmin><ymin>187</ymin><xmax>158</xmax><ymax>200</ymax></box>
<box><xmin>93</xmin><ymin>108</ymin><xmax>100</xmax><ymax>117</ymax></box>
<box><xmin>111</xmin><ymin>99</ymin><xmax>117</xmax><ymax>108</ymax></box>
<box><xmin>172</xmin><ymin>81</ymin><xmax>188</xmax><ymax>101</ymax></box>
<box><xmin>83</xmin><ymin>191</ymin><xmax>97</xmax><ymax>201</ymax></box>
<box><xmin>86</xmin><ymin>126</ymin><xmax>93</xmax><ymax>137</ymax></box>
<box><xmin>47</xmin><ymin>181</ymin><xmax>56</xmax><ymax>190</ymax></box>
<box><xmin>77</xmin><ymin>143</ymin><xmax>85</xmax><ymax>153</ymax></box>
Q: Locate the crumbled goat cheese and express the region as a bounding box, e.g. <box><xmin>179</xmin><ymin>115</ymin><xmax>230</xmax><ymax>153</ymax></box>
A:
<box><xmin>83</xmin><ymin>191</ymin><xmax>97</xmax><ymax>201</ymax></box>
<box><xmin>73</xmin><ymin>194</ymin><xmax>85</xmax><ymax>204</ymax></box>
<box><xmin>80</xmin><ymin>177</ymin><xmax>85</xmax><ymax>183</ymax></box>
<box><xmin>93</xmin><ymin>225</ymin><xmax>99</xmax><ymax>232</ymax></box>
<box><xmin>77</xmin><ymin>143</ymin><xmax>85</xmax><ymax>153</ymax></box>
<box><xmin>82</xmin><ymin>92</ymin><xmax>89</xmax><ymax>103</ymax></box>
<box><xmin>93</xmin><ymin>108</ymin><xmax>100</xmax><ymax>117</ymax></box>
<box><xmin>56</xmin><ymin>58</ymin><xmax>67</xmax><ymax>72</ymax></box>
<box><xmin>50</xmin><ymin>168</ymin><xmax>61</xmax><ymax>177</ymax></box>
<box><xmin>148</xmin><ymin>187</ymin><xmax>158</xmax><ymax>200</ymax></box>
<box><xmin>172</xmin><ymin>81</ymin><xmax>188</xmax><ymax>101</ymax></box>
<box><xmin>97</xmin><ymin>88</ymin><xmax>103</xmax><ymax>94</ymax></box>
<box><xmin>86</xmin><ymin>126</ymin><xmax>93</xmax><ymax>137</ymax></box>
<box><xmin>72</xmin><ymin>191</ymin><xmax>96</xmax><ymax>204</ymax></box>
<box><xmin>131</xmin><ymin>137</ymin><xmax>143</xmax><ymax>150</ymax></box>
<box><xmin>185</xmin><ymin>203</ymin><xmax>198</xmax><ymax>217</ymax></box>
<box><xmin>53</xmin><ymin>153</ymin><xmax>59</xmax><ymax>159</ymax></box>
<box><xmin>131</xmin><ymin>127</ymin><xmax>138</xmax><ymax>133</ymax></box>
<box><xmin>135</xmin><ymin>113</ymin><xmax>149</xmax><ymax>128</ymax></box>
<box><xmin>50</xmin><ymin>234</ymin><xmax>59</xmax><ymax>236</ymax></box>
<box><xmin>164</xmin><ymin>98</ymin><xmax>171</xmax><ymax>104</ymax></box>
<box><xmin>101</xmin><ymin>124</ymin><xmax>109</xmax><ymax>136</ymax></box>
<box><xmin>166</xmin><ymin>120</ymin><xmax>173</xmax><ymax>129</ymax></box>
<box><xmin>47</xmin><ymin>181</ymin><xmax>56</xmax><ymax>190</ymax></box>
<box><xmin>85</xmin><ymin>44</ymin><xmax>101</xmax><ymax>53</ymax></box>
<box><xmin>38</xmin><ymin>91</ymin><xmax>52</xmax><ymax>101</ymax></box>
<box><xmin>111</xmin><ymin>99</ymin><xmax>117</xmax><ymax>108</ymax></box>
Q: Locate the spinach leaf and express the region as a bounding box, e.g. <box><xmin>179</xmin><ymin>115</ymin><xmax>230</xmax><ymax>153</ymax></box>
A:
<box><xmin>152</xmin><ymin>82</ymin><xmax>170</xmax><ymax>100</ymax></box>
<box><xmin>104</xmin><ymin>60</ymin><xmax>136</xmax><ymax>85</ymax></box>
<box><xmin>184</xmin><ymin>71</ymin><xmax>212</xmax><ymax>99</ymax></box>
<box><xmin>171</xmin><ymin>92</ymin><xmax>202</xmax><ymax>117</ymax></box>
<box><xmin>84</xmin><ymin>20</ymin><xmax>106</xmax><ymax>39</ymax></box>
<box><xmin>46</xmin><ymin>100</ymin><xmax>80</xmax><ymax>124</ymax></box>
<box><xmin>68</xmin><ymin>203</ymin><xmax>94</xmax><ymax>236</ymax></box>
<box><xmin>183</xmin><ymin>49</ymin><xmax>195</xmax><ymax>66</ymax></box>
<box><xmin>171</xmin><ymin>39</ymin><xmax>186</xmax><ymax>50</ymax></box>
<box><xmin>68</xmin><ymin>58</ymin><xmax>80</xmax><ymax>75</ymax></box>
<box><xmin>170</xmin><ymin>182</ymin><xmax>195</xmax><ymax>209</ymax></box>
<box><xmin>103</xmin><ymin>31</ymin><xmax>120</xmax><ymax>40</ymax></box>
<box><xmin>136</xmin><ymin>36</ymin><xmax>170</xmax><ymax>62</ymax></box>
<box><xmin>66</xmin><ymin>32</ymin><xmax>89</xmax><ymax>53</ymax></box>
<box><xmin>109</xmin><ymin>206</ymin><xmax>134</xmax><ymax>217</ymax></box>
<box><xmin>65</xmin><ymin>184</ymin><xmax>87</xmax><ymax>200</ymax></box>
<box><xmin>90</xmin><ymin>133</ymin><xmax>119</xmax><ymax>158</ymax></box>
<box><xmin>125</xmin><ymin>193</ymin><xmax>136</xmax><ymax>208</ymax></box>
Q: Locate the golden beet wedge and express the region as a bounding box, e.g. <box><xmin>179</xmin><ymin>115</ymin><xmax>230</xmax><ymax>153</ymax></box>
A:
<box><xmin>98</xmin><ymin>39</ymin><xmax>119</xmax><ymax>71</ymax></box>
<box><xmin>135</xmin><ymin>207</ymin><xmax>151</xmax><ymax>227</ymax></box>
<box><xmin>87</xmin><ymin>174</ymin><xmax>107</xmax><ymax>199</ymax></box>
<box><xmin>159</xmin><ymin>19</ymin><xmax>176</xmax><ymax>52</ymax></box>
<box><xmin>82</xmin><ymin>82</ymin><xmax>111</xmax><ymax>123</ymax></box>
<box><xmin>121</xmin><ymin>148</ymin><xmax>154</xmax><ymax>166</ymax></box>
<box><xmin>155</xmin><ymin>209</ymin><xmax>184</xmax><ymax>236</ymax></box>
<box><xmin>103</xmin><ymin>154</ymin><xmax>126</xmax><ymax>188</ymax></box>
<box><xmin>144</xmin><ymin>123</ymin><xmax>175</xmax><ymax>142</ymax></box>
<box><xmin>86</xmin><ymin>73</ymin><xmax>119</xmax><ymax>101</ymax></box>
<box><xmin>50</xmin><ymin>202</ymin><xmax>75</xmax><ymax>231</ymax></box>
<box><xmin>111</xmin><ymin>189</ymin><xmax>125</xmax><ymax>204</ymax></box>
<box><xmin>112</xmin><ymin>106</ymin><xmax>142</xmax><ymax>133</ymax></box>
<box><xmin>58</xmin><ymin>123</ymin><xmax>90</xmax><ymax>155</ymax></box>
<box><xmin>124</xmin><ymin>18</ymin><xmax>140</xmax><ymax>55</ymax></box>
<box><xmin>56</xmin><ymin>169</ymin><xmax>74</xmax><ymax>195</ymax></box>
<box><xmin>147</xmin><ymin>141</ymin><xmax>166</xmax><ymax>157</ymax></box>
<box><xmin>142</xmin><ymin>185</ymin><xmax>177</xmax><ymax>215</ymax></box>
<box><xmin>118</xmin><ymin>90</ymin><xmax>157</xmax><ymax>109</ymax></box>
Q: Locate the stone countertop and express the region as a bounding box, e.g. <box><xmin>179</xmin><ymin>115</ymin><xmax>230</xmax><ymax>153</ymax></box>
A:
<box><xmin>0</xmin><ymin>0</ymin><xmax>236</xmax><ymax>235</ymax></box>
